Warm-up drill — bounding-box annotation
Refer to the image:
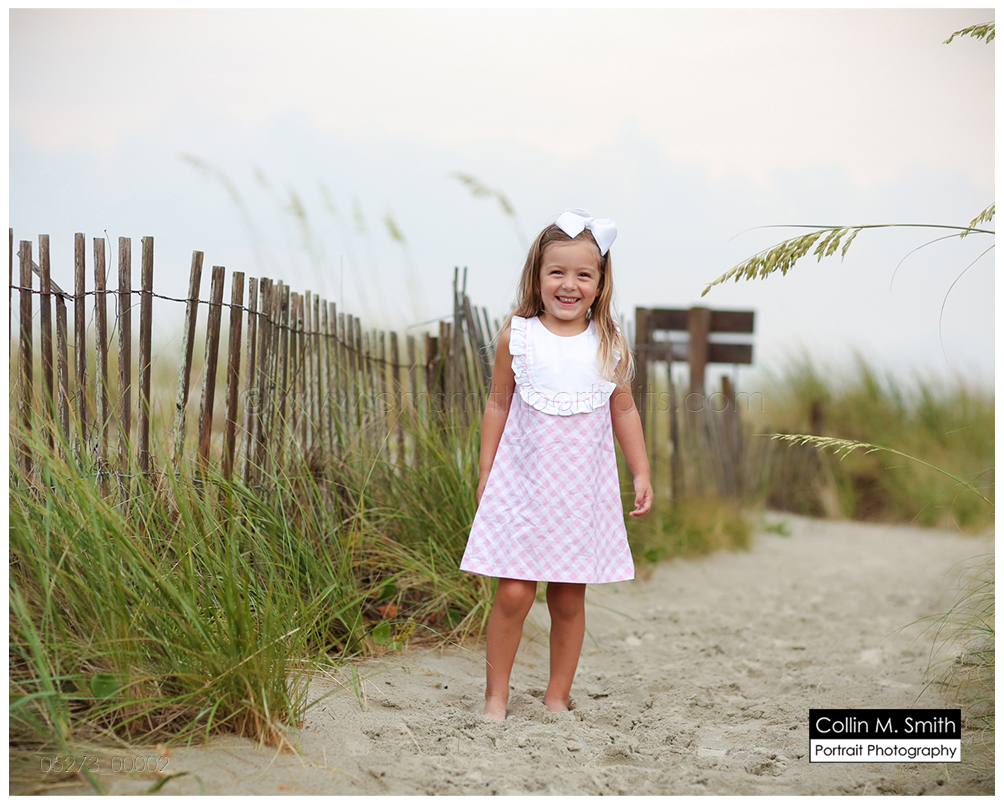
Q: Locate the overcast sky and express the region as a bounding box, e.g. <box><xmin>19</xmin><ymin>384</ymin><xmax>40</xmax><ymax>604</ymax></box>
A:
<box><xmin>9</xmin><ymin>8</ymin><xmax>996</xmax><ymax>392</ymax></box>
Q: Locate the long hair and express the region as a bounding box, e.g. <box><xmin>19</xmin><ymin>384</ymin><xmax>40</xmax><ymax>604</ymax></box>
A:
<box><xmin>498</xmin><ymin>222</ymin><xmax>634</xmax><ymax>386</ymax></box>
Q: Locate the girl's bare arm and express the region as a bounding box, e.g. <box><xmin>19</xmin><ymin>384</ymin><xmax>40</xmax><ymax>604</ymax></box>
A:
<box><xmin>477</xmin><ymin>327</ymin><xmax>516</xmax><ymax>504</ymax></box>
<box><xmin>610</xmin><ymin>382</ymin><xmax>653</xmax><ymax>517</ymax></box>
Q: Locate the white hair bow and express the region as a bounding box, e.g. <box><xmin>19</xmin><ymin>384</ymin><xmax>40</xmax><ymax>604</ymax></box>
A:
<box><xmin>554</xmin><ymin>208</ymin><xmax>617</xmax><ymax>256</ymax></box>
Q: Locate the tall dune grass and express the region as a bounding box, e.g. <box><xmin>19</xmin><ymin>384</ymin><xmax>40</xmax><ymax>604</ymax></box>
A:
<box><xmin>926</xmin><ymin>550</ymin><xmax>994</xmax><ymax>783</ymax></box>
<box><xmin>8</xmin><ymin>399</ymin><xmax>496</xmax><ymax>791</ymax></box>
<box><xmin>9</xmin><ymin>347</ymin><xmax>993</xmax><ymax>793</ymax></box>
<box><xmin>751</xmin><ymin>356</ymin><xmax>994</xmax><ymax>532</ymax></box>
<box><xmin>10</xmin><ymin>436</ymin><xmax>336</xmax><ymax>752</ymax></box>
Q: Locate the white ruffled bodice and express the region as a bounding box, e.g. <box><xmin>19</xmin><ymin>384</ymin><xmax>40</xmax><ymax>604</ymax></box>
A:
<box><xmin>509</xmin><ymin>316</ymin><xmax>617</xmax><ymax>417</ymax></box>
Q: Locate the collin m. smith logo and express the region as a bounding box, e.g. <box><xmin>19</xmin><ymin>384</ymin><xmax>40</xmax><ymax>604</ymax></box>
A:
<box><xmin>809</xmin><ymin>709</ymin><xmax>961</xmax><ymax>763</ymax></box>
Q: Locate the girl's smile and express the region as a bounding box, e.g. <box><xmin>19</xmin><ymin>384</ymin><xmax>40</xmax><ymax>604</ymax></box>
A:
<box><xmin>538</xmin><ymin>240</ymin><xmax>602</xmax><ymax>335</ymax></box>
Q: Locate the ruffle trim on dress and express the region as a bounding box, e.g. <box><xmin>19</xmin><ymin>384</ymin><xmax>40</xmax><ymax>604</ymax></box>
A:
<box><xmin>509</xmin><ymin>316</ymin><xmax>616</xmax><ymax>417</ymax></box>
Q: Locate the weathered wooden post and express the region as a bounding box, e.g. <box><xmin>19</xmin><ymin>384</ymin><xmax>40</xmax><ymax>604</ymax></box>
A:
<box><xmin>275</xmin><ymin>286</ymin><xmax>291</xmax><ymax>470</ymax></box>
<box><xmin>322</xmin><ymin>299</ymin><xmax>334</xmax><ymax>456</ymax></box>
<box><xmin>74</xmin><ymin>233</ymin><xmax>88</xmax><ymax>449</ymax></box>
<box><xmin>172</xmin><ymin>251</ymin><xmax>204</xmax><ymax>467</ymax></box>
<box><xmin>253</xmin><ymin>278</ymin><xmax>273</xmax><ymax>473</ymax></box>
<box><xmin>196</xmin><ymin>266</ymin><xmax>226</xmax><ymax>475</ymax></box>
<box><xmin>38</xmin><ymin>235</ymin><xmax>54</xmax><ymax>449</ymax></box>
<box><xmin>391</xmin><ymin>330</ymin><xmax>405</xmax><ymax>468</ymax></box>
<box><xmin>94</xmin><ymin>239</ymin><xmax>110</xmax><ymax>480</ymax></box>
<box><xmin>55</xmin><ymin>288</ymin><xmax>71</xmax><ymax>462</ymax></box>
<box><xmin>138</xmin><ymin>237</ymin><xmax>154</xmax><ymax>476</ymax></box>
<box><xmin>687</xmin><ymin>306</ymin><xmax>712</xmax><ymax>397</ymax></box>
<box><xmin>632</xmin><ymin>306</ymin><xmax>652</xmax><ymax>468</ymax></box>
<box><xmin>241</xmin><ymin>278</ymin><xmax>259</xmax><ymax>484</ymax></box>
<box><xmin>117</xmin><ymin>237</ymin><xmax>132</xmax><ymax>498</ymax></box>
<box><xmin>222</xmin><ymin>272</ymin><xmax>245</xmax><ymax>482</ymax></box>
<box><xmin>18</xmin><ymin>241</ymin><xmax>33</xmax><ymax>476</ymax></box>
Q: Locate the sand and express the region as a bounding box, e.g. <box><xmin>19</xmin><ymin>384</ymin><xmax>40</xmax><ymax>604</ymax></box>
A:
<box><xmin>99</xmin><ymin>513</ymin><xmax>992</xmax><ymax>795</ymax></box>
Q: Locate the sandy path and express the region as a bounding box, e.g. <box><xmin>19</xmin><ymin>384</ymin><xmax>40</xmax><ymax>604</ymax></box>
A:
<box><xmin>105</xmin><ymin>513</ymin><xmax>991</xmax><ymax>795</ymax></box>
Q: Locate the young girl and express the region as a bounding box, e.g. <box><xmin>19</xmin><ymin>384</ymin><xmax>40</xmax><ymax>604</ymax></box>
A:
<box><xmin>460</xmin><ymin>208</ymin><xmax>653</xmax><ymax>721</ymax></box>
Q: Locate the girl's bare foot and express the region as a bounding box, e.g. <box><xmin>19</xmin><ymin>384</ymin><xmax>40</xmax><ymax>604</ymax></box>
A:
<box><xmin>543</xmin><ymin>694</ymin><xmax>570</xmax><ymax>712</ymax></box>
<box><xmin>483</xmin><ymin>696</ymin><xmax>507</xmax><ymax>721</ymax></box>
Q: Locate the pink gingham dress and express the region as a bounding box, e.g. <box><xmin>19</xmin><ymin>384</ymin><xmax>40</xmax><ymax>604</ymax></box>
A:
<box><xmin>460</xmin><ymin>316</ymin><xmax>635</xmax><ymax>584</ymax></box>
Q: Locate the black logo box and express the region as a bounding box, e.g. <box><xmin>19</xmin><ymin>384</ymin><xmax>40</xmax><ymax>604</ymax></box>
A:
<box><xmin>809</xmin><ymin>709</ymin><xmax>961</xmax><ymax>740</ymax></box>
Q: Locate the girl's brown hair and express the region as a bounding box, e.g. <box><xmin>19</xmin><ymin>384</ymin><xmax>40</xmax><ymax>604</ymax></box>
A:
<box><xmin>500</xmin><ymin>223</ymin><xmax>634</xmax><ymax>386</ymax></box>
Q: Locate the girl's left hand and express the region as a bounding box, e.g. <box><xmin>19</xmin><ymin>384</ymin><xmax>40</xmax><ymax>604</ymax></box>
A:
<box><xmin>629</xmin><ymin>476</ymin><xmax>653</xmax><ymax>517</ymax></box>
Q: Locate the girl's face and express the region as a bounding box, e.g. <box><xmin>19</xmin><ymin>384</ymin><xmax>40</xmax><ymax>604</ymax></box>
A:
<box><xmin>538</xmin><ymin>239</ymin><xmax>602</xmax><ymax>332</ymax></box>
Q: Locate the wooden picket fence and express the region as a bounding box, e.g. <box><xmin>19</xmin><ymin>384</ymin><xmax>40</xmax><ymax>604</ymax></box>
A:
<box><xmin>9</xmin><ymin>230</ymin><xmax>495</xmax><ymax>492</ymax></box>
<box><xmin>10</xmin><ymin>229</ymin><xmax>786</xmax><ymax>509</ymax></box>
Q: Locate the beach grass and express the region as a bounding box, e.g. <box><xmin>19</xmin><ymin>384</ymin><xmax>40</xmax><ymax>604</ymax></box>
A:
<box><xmin>627</xmin><ymin>495</ymin><xmax>752</xmax><ymax>568</ymax></box>
<box><xmin>8</xmin><ymin>352</ymin><xmax>994</xmax><ymax>793</ymax></box>
<box><xmin>751</xmin><ymin>356</ymin><xmax>994</xmax><ymax>532</ymax></box>
<box><xmin>8</xmin><ymin>402</ymin><xmax>493</xmax><ymax>791</ymax></box>
<box><xmin>923</xmin><ymin>551</ymin><xmax>995</xmax><ymax>785</ymax></box>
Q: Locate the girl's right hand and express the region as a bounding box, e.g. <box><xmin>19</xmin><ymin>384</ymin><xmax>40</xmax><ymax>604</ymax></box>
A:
<box><xmin>476</xmin><ymin>476</ymin><xmax>488</xmax><ymax>506</ymax></box>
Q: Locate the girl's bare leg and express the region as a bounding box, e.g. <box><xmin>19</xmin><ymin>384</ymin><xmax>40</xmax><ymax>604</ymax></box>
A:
<box><xmin>483</xmin><ymin>578</ymin><xmax>537</xmax><ymax>720</ymax></box>
<box><xmin>544</xmin><ymin>582</ymin><xmax>587</xmax><ymax>712</ymax></box>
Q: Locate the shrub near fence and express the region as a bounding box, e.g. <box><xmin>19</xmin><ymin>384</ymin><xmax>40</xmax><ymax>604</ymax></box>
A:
<box><xmin>10</xmin><ymin>232</ymin><xmax>508</xmax><ymax>770</ymax></box>
<box><xmin>9</xmin><ymin>231</ymin><xmax>495</xmax><ymax>493</ymax></box>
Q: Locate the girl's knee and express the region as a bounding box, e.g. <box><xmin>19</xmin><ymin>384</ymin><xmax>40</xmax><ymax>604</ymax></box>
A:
<box><xmin>494</xmin><ymin>578</ymin><xmax>537</xmax><ymax>616</ymax></box>
<box><xmin>546</xmin><ymin>582</ymin><xmax>586</xmax><ymax>620</ymax></box>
